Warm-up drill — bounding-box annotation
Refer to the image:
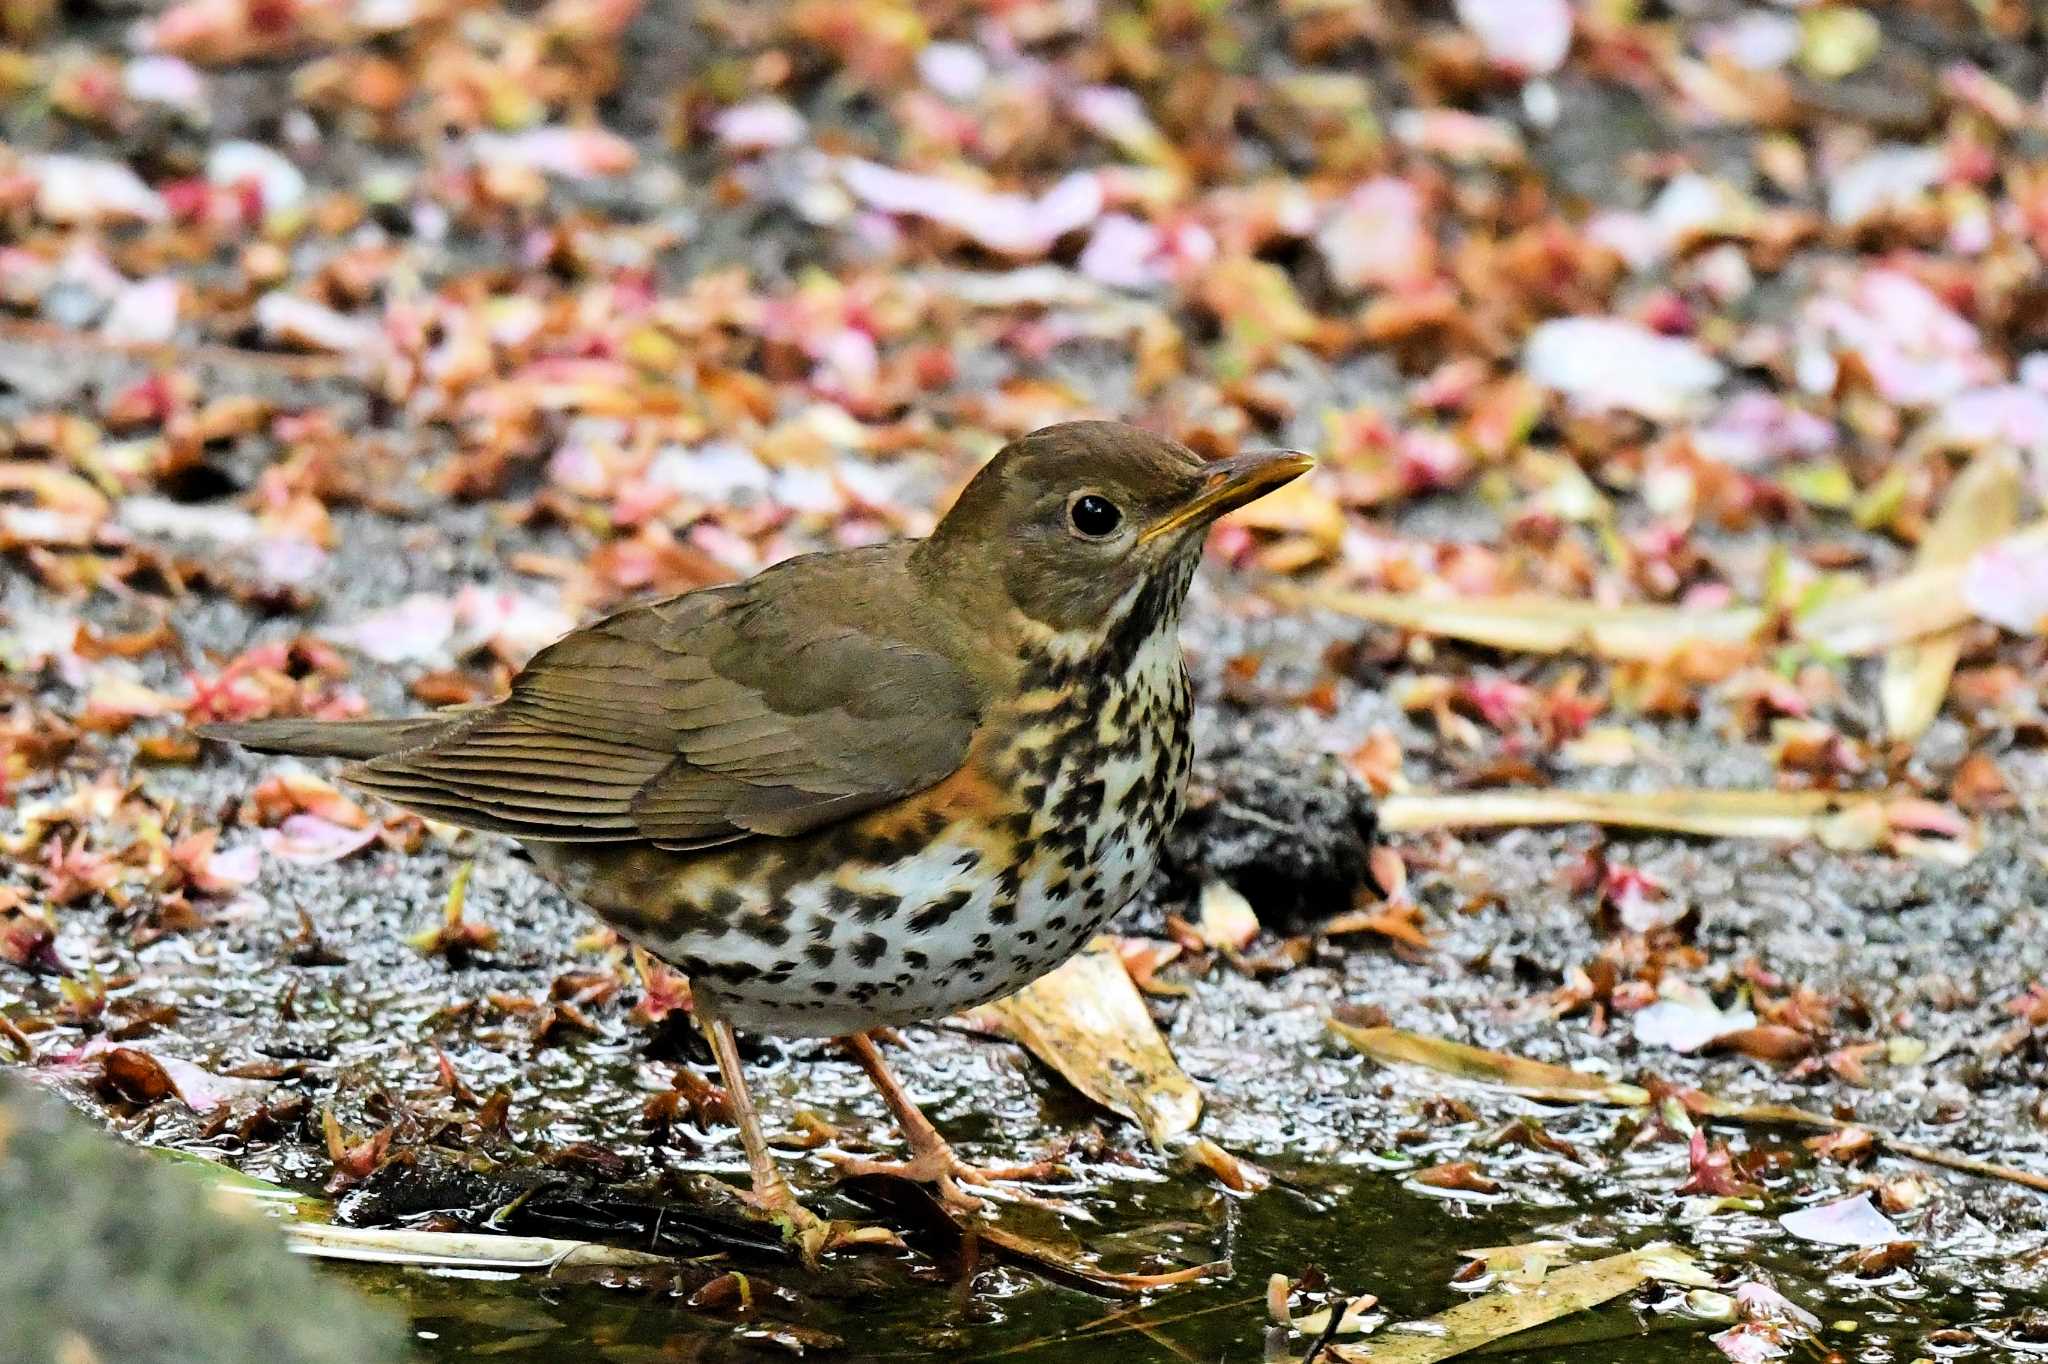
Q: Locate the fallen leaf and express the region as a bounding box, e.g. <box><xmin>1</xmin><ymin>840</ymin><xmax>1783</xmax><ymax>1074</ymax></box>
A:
<box><xmin>1797</xmin><ymin>520</ymin><xmax>2048</xmax><ymax>654</ymax></box>
<box><xmin>1328</xmin><ymin>1022</ymin><xmax>1648</xmax><ymax>1105</ymax></box>
<box><xmin>1377</xmin><ymin>789</ymin><xmax>1877</xmax><ymax>841</ymax></box>
<box><xmin>99</xmin><ymin>1046</ymin><xmax>266</xmax><ymax>1110</ymax></box>
<box><xmin>1413</xmin><ymin>1161</ymin><xmax>1502</xmax><ymax>1195</ymax></box>
<box><xmin>1327</xmin><ymin>1245</ymin><xmax>1708</xmax><ymax>1362</ymax></box>
<box><xmin>1678</xmin><ymin>1129</ymin><xmax>1761</xmax><ymax>1198</ymax></box>
<box><xmin>1188</xmin><ymin>1136</ymin><xmax>1270</xmax><ymax>1192</ymax></box>
<box><xmin>1296</xmin><ymin>590</ymin><xmax>1764</xmax><ymax>662</ymax></box>
<box><xmin>971</xmin><ymin>937</ymin><xmax>1201</xmax><ymax>1145</ymax></box>
<box><xmin>1882</xmin><ymin>450</ymin><xmax>2021</xmax><ymax>740</ymax></box>
<box><xmin>408</xmin><ymin>860</ymin><xmax>497</xmax><ymax>958</ymax></box>
<box><xmin>1196</xmin><ymin>880</ymin><xmax>1260</xmax><ymax>952</ymax></box>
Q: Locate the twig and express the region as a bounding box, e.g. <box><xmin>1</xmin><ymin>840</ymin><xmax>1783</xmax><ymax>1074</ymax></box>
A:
<box><xmin>967</xmin><ymin>1292</ymin><xmax>1265</xmax><ymax>1360</ymax></box>
<box><xmin>1877</xmin><ymin>1139</ymin><xmax>2048</xmax><ymax>1195</ymax></box>
<box><xmin>1298</xmin><ymin>1294</ymin><xmax>1354</xmax><ymax>1364</ymax></box>
<box><xmin>0</xmin><ymin>1011</ymin><xmax>33</xmax><ymax>1059</ymax></box>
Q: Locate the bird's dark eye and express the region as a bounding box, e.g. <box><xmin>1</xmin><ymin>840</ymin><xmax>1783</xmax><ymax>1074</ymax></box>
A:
<box><xmin>1068</xmin><ymin>494</ymin><xmax>1123</xmax><ymax>538</ymax></box>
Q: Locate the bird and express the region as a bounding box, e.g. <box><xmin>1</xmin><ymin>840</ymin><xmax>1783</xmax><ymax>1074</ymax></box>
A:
<box><xmin>200</xmin><ymin>420</ymin><xmax>1311</xmax><ymax>1256</ymax></box>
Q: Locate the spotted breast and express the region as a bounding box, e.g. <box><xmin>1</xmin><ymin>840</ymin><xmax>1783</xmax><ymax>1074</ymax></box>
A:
<box><xmin>526</xmin><ymin>562</ymin><xmax>1196</xmax><ymax>1039</ymax></box>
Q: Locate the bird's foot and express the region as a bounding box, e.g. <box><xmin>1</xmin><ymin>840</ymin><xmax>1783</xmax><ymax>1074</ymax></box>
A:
<box><xmin>830</xmin><ymin>1141</ymin><xmax>1068</xmax><ymax>1214</ymax></box>
<box><xmin>741</xmin><ymin>1176</ymin><xmax>896</xmax><ymax>1265</ymax></box>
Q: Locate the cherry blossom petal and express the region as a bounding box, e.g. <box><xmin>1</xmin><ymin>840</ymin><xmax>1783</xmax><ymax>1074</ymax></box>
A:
<box><xmin>1778</xmin><ymin>1193</ymin><xmax>1903</xmax><ymax>1248</ymax></box>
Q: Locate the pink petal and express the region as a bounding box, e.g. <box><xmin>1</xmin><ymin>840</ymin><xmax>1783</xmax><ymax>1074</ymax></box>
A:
<box><xmin>261</xmin><ymin>814</ymin><xmax>379</xmax><ymax>864</ymax></box>
<box><xmin>1078</xmin><ymin>214</ymin><xmax>1167</xmax><ymax>290</ymax></box>
<box><xmin>155</xmin><ymin>1052</ymin><xmax>270</xmax><ymax>1110</ymax></box>
<box><xmin>31</xmin><ymin>155</ymin><xmax>167</xmax><ymax>224</ymax></box>
<box><xmin>1713</xmin><ymin>1324</ymin><xmax>1791</xmax><ymax>1363</ymax></box>
<box><xmin>123</xmin><ymin>54</ymin><xmax>208</xmax><ymax>111</ymax></box>
<box><xmin>1633</xmin><ymin>996</ymin><xmax>1756</xmax><ymax>1053</ymax></box>
<box><xmin>1525</xmin><ymin>317</ymin><xmax>1725</xmax><ymax>420</ymax></box>
<box><xmin>1937</xmin><ymin>385</ymin><xmax>2048</xmax><ymax>455</ymax></box>
<box><xmin>1734</xmin><ymin>1282</ymin><xmax>1821</xmax><ymax>1330</ymax></box>
<box><xmin>101</xmin><ymin>277</ymin><xmax>182</xmax><ymax>344</ymax></box>
<box><xmin>255</xmin><ymin>292</ymin><xmax>380</xmax><ymax>354</ymax></box>
<box><xmin>839</xmin><ymin>160</ymin><xmax>1102</xmax><ymax>257</ymax></box>
<box><xmin>453</xmin><ymin>585</ymin><xmax>574</xmax><ymax>664</ymax></box>
<box><xmin>206</xmin><ymin>140</ymin><xmax>307</xmax><ymax>215</ymax></box>
<box><xmin>713</xmin><ymin>99</ymin><xmax>807</xmax><ymax>151</ymax></box>
<box><xmin>1963</xmin><ymin>541</ymin><xmax>2048</xmax><ymax>635</ymax></box>
<box><xmin>202</xmin><ymin>842</ymin><xmax>263</xmax><ymax>891</ymax></box>
<box><xmin>335</xmin><ymin>593</ymin><xmax>457</xmax><ymax>663</ymax></box>
<box><xmin>1693</xmin><ymin>392</ymin><xmax>1837</xmax><ymax>469</ymax></box>
<box><xmin>1778</xmin><ymin>1193</ymin><xmax>1902</xmax><ymax>1247</ymax></box>
<box><xmin>472</xmin><ymin>127</ymin><xmax>637</xmax><ymax>180</ymax></box>
<box><xmin>1803</xmin><ymin>269</ymin><xmax>1997</xmax><ymax>408</ymax></box>
<box><xmin>1391</xmin><ymin>110</ymin><xmax>1525</xmax><ymax>166</ymax></box>
<box><xmin>1317</xmin><ymin>178</ymin><xmax>1432</xmax><ymax>292</ymax></box>
<box><xmin>1455</xmin><ymin>0</ymin><xmax>1572</xmax><ymax>75</ymax></box>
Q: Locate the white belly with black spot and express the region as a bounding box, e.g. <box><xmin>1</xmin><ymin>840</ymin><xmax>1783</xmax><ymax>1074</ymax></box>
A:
<box><xmin>526</xmin><ymin>617</ymin><xmax>1190</xmax><ymax>1038</ymax></box>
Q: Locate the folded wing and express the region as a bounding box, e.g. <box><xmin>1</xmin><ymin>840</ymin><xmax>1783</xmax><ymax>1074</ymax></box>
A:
<box><xmin>345</xmin><ymin>571</ymin><xmax>981</xmax><ymax>849</ymax></box>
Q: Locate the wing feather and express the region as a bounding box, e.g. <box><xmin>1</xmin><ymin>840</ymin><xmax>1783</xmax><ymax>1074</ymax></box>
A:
<box><xmin>343</xmin><ymin>552</ymin><xmax>981</xmax><ymax>847</ymax></box>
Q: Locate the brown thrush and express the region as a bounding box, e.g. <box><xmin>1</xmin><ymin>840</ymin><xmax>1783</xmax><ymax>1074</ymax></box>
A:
<box><xmin>201</xmin><ymin>421</ymin><xmax>1310</xmax><ymax>1251</ymax></box>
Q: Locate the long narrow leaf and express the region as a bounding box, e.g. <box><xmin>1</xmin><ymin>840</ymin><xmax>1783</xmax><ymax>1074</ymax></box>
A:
<box><xmin>1297</xmin><ymin>590</ymin><xmax>1764</xmax><ymax>661</ymax></box>
<box><xmin>1881</xmin><ymin>452</ymin><xmax>2021</xmax><ymax>740</ymax></box>
<box><xmin>1325</xmin><ymin>1245</ymin><xmax>1707</xmax><ymax>1363</ymax></box>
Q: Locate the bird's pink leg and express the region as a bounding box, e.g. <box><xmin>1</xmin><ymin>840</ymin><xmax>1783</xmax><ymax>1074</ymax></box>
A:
<box><xmin>834</xmin><ymin>1031</ymin><xmax>1064</xmax><ymax>1212</ymax></box>
<box><xmin>701</xmin><ymin>1015</ymin><xmax>832</xmax><ymax>1259</ymax></box>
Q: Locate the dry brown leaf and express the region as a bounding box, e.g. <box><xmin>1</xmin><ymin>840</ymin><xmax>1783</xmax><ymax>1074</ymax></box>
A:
<box><xmin>1327</xmin><ymin>1021</ymin><xmax>1649</xmax><ymax>1105</ymax></box>
<box><xmin>1376</xmin><ymin>788</ymin><xmax>1873</xmax><ymax>841</ymax></box>
<box><xmin>971</xmin><ymin>937</ymin><xmax>1202</xmax><ymax>1146</ymax></box>
<box><xmin>1326</xmin><ymin>1245</ymin><xmax>1708</xmax><ymax>1363</ymax></box>
<box><xmin>1799</xmin><ymin>519</ymin><xmax>2048</xmax><ymax>655</ymax></box>
<box><xmin>1297</xmin><ymin>589</ymin><xmax>1765</xmax><ymax>661</ymax></box>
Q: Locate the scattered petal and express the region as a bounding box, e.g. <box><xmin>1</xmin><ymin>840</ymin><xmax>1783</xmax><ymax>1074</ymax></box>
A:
<box><xmin>1778</xmin><ymin>1193</ymin><xmax>1903</xmax><ymax>1248</ymax></box>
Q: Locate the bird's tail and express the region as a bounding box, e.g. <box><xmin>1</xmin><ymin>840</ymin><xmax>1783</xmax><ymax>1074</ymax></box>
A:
<box><xmin>197</xmin><ymin>715</ymin><xmax>458</xmax><ymax>761</ymax></box>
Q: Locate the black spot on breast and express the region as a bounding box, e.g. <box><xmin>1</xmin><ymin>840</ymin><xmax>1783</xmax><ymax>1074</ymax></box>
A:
<box><xmin>739</xmin><ymin>918</ymin><xmax>791</xmax><ymax>947</ymax></box>
<box><xmin>854</xmin><ymin>892</ymin><xmax>899</xmax><ymax>924</ymax></box>
<box><xmin>909</xmin><ymin>890</ymin><xmax>972</xmax><ymax>934</ymax></box>
<box><xmin>851</xmin><ymin>933</ymin><xmax>887</xmax><ymax>967</ymax></box>
<box><xmin>805</xmin><ymin>943</ymin><xmax>835</xmax><ymax>967</ymax></box>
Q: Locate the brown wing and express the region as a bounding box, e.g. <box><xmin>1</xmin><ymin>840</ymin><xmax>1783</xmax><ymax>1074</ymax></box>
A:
<box><xmin>344</xmin><ymin>556</ymin><xmax>982</xmax><ymax>849</ymax></box>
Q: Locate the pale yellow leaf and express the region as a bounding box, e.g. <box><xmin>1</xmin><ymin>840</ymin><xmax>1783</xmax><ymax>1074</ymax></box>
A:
<box><xmin>973</xmin><ymin>937</ymin><xmax>1201</xmax><ymax>1145</ymax></box>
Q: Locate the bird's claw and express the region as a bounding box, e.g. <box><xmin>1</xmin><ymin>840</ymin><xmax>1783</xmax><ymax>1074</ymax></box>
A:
<box><xmin>742</xmin><ymin>1179</ymin><xmax>896</xmax><ymax>1264</ymax></box>
<box><xmin>830</xmin><ymin>1145</ymin><xmax>1070</xmax><ymax>1214</ymax></box>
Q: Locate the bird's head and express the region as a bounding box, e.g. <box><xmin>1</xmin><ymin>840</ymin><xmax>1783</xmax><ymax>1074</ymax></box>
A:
<box><xmin>918</xmin><ymin>421</ymin><xmax>1312</xmax><ymax>646</ymax></box>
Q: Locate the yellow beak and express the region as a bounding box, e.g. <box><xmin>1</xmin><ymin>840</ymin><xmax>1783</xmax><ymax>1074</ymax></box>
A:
<box><xmin>1140</xmin><ymin>449</ymin><xmax>1316</xmax><ymax>543</ymax></box>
